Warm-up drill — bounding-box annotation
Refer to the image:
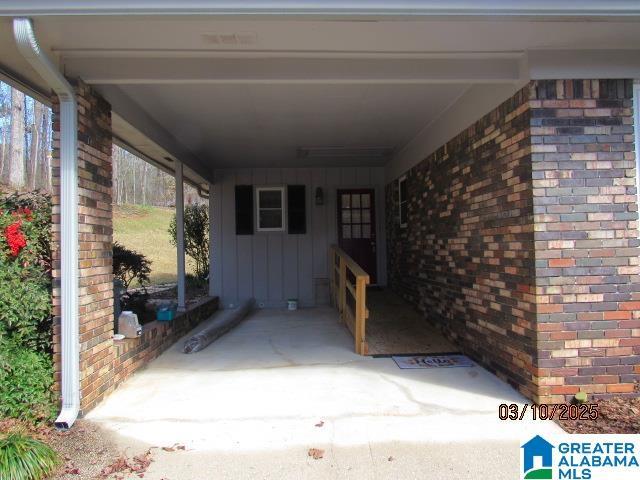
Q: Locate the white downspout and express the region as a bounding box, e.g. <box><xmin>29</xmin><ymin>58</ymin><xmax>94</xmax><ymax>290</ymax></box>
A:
<box><xmin>13</xmin><ymin>18</ymin><xmax>80</xmax><ymax>429</ymax></box>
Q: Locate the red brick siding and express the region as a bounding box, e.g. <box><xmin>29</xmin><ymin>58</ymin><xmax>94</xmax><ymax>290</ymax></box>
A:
<box><xmin>113</xmin><ymin>297</ymin><xmax>219</xmax><ymax>386</ymax></box>
<box><xmin>386</xmin><ymin>86</ymin><xmax>538</xmax><ymax>399</ymax></box>
<box><xmin>386</xmin><ymin>80</ymin><xmax>639</xmax><ymax>403</ymax></box>
<box><xmin>530</xmin><ymin>79</ymin><xmax>640</xmax><ymax>403</ymax></box>
<box><xmin>51</xmin><ymin>79</ymin><xmax>115</xmax><ymax>412</ymax></box>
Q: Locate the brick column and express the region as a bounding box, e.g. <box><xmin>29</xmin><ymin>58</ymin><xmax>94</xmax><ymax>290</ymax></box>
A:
<box><xmin>531</xmin><ymin>80</ymin><xmax>640</xmax><ymax>403</ymax></box>
<box><xmin>52</xmin><ymin>79</ymin><xmax>115</xmax><ymax>413</ymax></box>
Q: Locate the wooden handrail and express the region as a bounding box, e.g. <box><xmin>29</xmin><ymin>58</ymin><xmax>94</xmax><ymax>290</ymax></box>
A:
<box><xmin>329</xmin><ymin>245</ymin><xmax>370</xmax><ymax>355</ymax></box>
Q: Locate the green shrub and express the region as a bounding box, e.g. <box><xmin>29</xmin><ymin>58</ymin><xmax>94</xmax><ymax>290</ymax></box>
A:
<box><xmin>0</xmin><ymin>433</ymin><xmax>59</xmax><ymax>480</ymax></box>
<box><xmin>0</xmin><ymin>261</ymin><xmax>52</xmax><ymax>352</ymax></box>
<box><xmin>169</xmin><ymin>204</ymin><xmax>209</xmax><ymax>280</ymax></box>
<box><xmin>0</xmin><ymin>339</ymin><xmax>56</xmax><ymax>422</ymax></box>
<box><xmin>0</xmin><ymin>192</ymin><xmax>55</xmax><ymax>421</ymax></box>
<box><xmin>113</xmin><ymin>241</ymin><xmax>151</xmax><ymax>290</ymax></box>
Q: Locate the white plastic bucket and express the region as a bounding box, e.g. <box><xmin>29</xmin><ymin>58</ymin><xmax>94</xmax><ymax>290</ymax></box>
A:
<box><xmin>287</xmin><ymin>299</ymin><xmax>298</xmax><ymax>311</ymax></box>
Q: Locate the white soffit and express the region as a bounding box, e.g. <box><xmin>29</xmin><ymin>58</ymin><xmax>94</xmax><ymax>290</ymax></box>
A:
<box><xmin>0</xmin><ymin>11</ymin><xmax>638</xmax><ymax>172</ymax></box>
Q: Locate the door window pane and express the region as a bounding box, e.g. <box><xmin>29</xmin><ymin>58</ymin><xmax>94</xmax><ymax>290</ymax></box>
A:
<box><xmin>341</xmin><ymin>194</ymin><xmax>350</xmax><ymax>208</ymax></box>
<box><xmin>352</xmin><ymin>194</ymin><xmax>361</xmax><ymax>208</ymax></box>
<box><xmin>342</xmin><ymin>225</ymin><xmax>351</xmax><ymax>239</ymax></box>
<box><xmin>362</xmin><ymin>209</ymin><xmax>370</xmax><ymax>223</ymax></box>
<box><xmin>361</xmin><ymin>194</ymin><xmax>370</xmax><ymax>208</ymax></box>
<box><xmin>352</xmin><ymin>224</ymin><xmax>361</xmax><ymax>239</ymax></box>
<box><xmin>362</xmin><ymin>225</ymin><xmax>371</xmax><ymax>238</ymax></box>
<box><xmin>352</xmin><ymin>209</ymin><xmax>361</xmax><ymax>223</ymax></box>
<box><xmin>342</xmin><ymin>210</ymin><xmax>351</xmax><ymax>223</ymax></box>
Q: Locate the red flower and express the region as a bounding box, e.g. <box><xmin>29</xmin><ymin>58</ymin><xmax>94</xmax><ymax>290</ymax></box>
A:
<box><xmin>5</xmin><ymin>220</ymin><xmax>27</xmax><ymax>257</ymax></box>
<box><xmin>14</xmin><ymin>207</ymin><xmax>33</xmax><ymax>221</ymax></box>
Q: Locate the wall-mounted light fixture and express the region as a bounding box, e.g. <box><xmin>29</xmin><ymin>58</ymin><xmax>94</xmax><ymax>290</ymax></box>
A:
<box><xmin>315</xmin><ymin>187</ymin><xmax>324</xmax><ymax>206</ymax></box>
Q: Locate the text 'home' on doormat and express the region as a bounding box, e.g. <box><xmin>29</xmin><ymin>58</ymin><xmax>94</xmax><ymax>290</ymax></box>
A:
<box><xmin>392</xmin><ymin>354</ymin><xmax>475</xmax><ymax>369</ymax></box>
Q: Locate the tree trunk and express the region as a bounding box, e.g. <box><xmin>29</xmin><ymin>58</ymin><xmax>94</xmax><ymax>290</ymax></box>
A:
<box><xmin>0</xmin><ymin>121</ymin><xmax>7</xmax><ymax>184</ymax></box>
<box><xmin>9</xmin><ymin>87</ymin><xmax>25</xmax><ymax>189</ymax></box>
<box><xmin>28</xmin><ymin>101</ymin><xmax>43</xmax><ymax>190</ymax></box>
<box><xmin>41</xmin><ymin>108</ymin><xmax>52</xmax><ymax>191</ymax></box>
<box><xmin>142</xmin><ymin>161</ymin><xmax>148</xmax><ymax>205</ymax></box>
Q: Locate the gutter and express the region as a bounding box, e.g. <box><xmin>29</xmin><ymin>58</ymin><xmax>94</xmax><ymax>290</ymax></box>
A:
<box><xmin>1</xmin><ymin>1</ymin><xmax>640</xmax><ymax>17</ymax></box>
<box><xmin>13</xmin><ymin>18</ymin><xmax>80</xmax><ymax>429</ymax></box>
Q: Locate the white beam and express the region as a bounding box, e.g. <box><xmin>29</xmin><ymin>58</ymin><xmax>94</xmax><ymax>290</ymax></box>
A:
<box><xmin>527</xmin><ymin>49</ymin><xmax>640</xmax><ymax>80</ymax></box>
<box><xmin>175</xmin><ymin>161</ymin><xmax>186</xmax><ymax>311</ymax></box>
<box><xmin>65</xmin><ymin>57</ymin><xmax>522</xmax><ymax>85</ymax></box>
<box><xmin>95</xmin><ymin>85</ymin><xmax>214</xmax><ymax>183</ymax></box>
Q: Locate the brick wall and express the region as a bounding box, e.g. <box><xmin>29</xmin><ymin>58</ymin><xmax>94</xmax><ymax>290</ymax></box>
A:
<box><xmin>386</xmin><ymin>86</ymin><xmax>538</xmax><ymax>399</ymax></box>
<box><xmin>52</xmin><ymin>79</ymin><xmax>116</xmax><ymax>412</ymax></box>
<box><xmin>531</xmin><ymin>80</ymin><xmax>640</xmax><ymax>403</ymax></box>
<box><xmin>52</xmin><ymin>80</ymin><xmax>219</xmax><ymax>414</ymax></box>
<box><xmin>386</xmin><ymin>79</ymin><xmax>639</xmax><ymax>403</ymax></box>
<box><xmin>113</xmin><ymin>297</ymin><xmax>219</xmax><ymax>386</ymax></box>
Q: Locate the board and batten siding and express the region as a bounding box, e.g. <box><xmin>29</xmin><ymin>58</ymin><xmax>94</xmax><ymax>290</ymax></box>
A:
<box><xmin>211</xmin><ymin>167</ymin><xmax>387</xmax><ymax>308</ymax></box>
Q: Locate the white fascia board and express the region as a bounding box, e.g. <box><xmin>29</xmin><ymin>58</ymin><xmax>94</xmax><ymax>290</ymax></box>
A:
<box><xmin>1</xmin><ymin>1</ymin><xmax>640</xmax><ymax>17</ymax></box>
<box><xmin>527</xmin><ymin>49</ymin><xmax>640</xmax><ymax>80</ymax></box>
<box><xmin>67</xmin><ymin>56</ymin><xmax>521</xmax><ymax>85</ymax></box>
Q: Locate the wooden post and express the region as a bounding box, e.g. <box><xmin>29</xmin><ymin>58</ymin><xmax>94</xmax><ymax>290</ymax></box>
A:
<box><xmin>328</xmin><ymin>246</ymin><xmax>334</xmax><ymax>308</ymax></box>
<box><xmin>338</xmin><ymin>257</ymin><xmax>346</xmax><ymax>321</ymax></box>
<box><xmin>355</xmin><ymin>276</ymin><xmax>367</xmax><ymax>355</ymax></box>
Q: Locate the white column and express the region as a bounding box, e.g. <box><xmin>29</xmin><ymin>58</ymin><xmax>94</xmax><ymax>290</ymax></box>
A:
<box><xmin>175</xmin><ymin>161</ymin><xmax>186</xmax><ymax>311</ymax></box>
<box><xmin>208</xmin><ymin>181</ymin><xmax>215</xmax><ymax>297</ymax></box>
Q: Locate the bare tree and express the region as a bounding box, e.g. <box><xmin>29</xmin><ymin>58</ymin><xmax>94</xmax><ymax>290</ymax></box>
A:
<box><xmin>9</xmin><ymin>87</ymin><xmax>25</xmax><ymax>188</ymax></box>
<box><xmin>27</xmin><ymin>101</ymin><xmax>43</xmax><ymax>190</ymax></box>
<box><xmin>39</xmin><ymin>108</ymin><xmax>52</xmax><ymax>191</ymax></box>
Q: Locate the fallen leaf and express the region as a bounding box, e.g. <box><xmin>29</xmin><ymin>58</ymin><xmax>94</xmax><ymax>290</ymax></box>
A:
<box><xmin>162</xmin><ymin>443</ymin><xmax>186</xmax><ymax>452</ymax></box>
<box><xmin>308</xmin><ymin>448</ymin><xmax>324</xmax><ymax>460</ymax></box>
<box><xmin>388</xmin><ymin>456</ymin><xmax>395</xmax><ymax>462</ymax></box>
<box><xmin>315</xmin><ymin>421</ymin><xmax>324</xmax><ymax>428</ymax></box>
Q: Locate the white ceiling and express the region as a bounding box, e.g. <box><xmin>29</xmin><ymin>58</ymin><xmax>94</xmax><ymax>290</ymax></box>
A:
<box><xmin>0</xmin><ymin>12</ymin><xmax>639</xmax><ymax>182</ymax></box>
<box><xmin>118</xmin><ymin>83</ymin><xmax>469</xmax><ymax>168</ymax></box>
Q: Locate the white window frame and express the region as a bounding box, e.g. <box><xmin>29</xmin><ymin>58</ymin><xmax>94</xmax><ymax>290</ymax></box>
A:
<box><xmin>398</xmin><ymin>175</ymin><xmax>408</xmax><ymax>228</ymax></box>
<box><xmin>256</xmin><ymin>186</ymin><xmax>286</xmax><ymax>232</ymax></box>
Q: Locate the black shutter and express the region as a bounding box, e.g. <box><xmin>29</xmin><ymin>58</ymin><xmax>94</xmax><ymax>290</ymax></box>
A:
<box><xmin>235</xmin><ymin>185</ymin><xmax>253</xmax><ymax>235</ymax></box>
<box><xmin>287</xmin><ymin>185</ymin><xmax>306</xmax><ymax>234</ymax></box>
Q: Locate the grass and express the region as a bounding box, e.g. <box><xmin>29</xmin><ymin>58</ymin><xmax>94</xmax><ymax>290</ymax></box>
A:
<box><xmin>113</xmin><ymin>204</ymin><xmax>194</xmax><ymax>285</ymax></box>
<box><xmin>0</xmin><ymin>433</ymin><xmax>60</xmax><ymax>480</ymax></box>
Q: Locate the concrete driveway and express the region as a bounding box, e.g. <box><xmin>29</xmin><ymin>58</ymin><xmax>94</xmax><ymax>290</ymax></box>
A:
<box><xmin>87</xmin><ymin>307</ymin><xmax>561</xmax><ymax>479</ymax></box>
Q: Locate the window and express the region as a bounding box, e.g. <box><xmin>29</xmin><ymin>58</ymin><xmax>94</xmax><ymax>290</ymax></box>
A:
<box><xmin>256</xmin><ymin>186</ymin><xmax>285</xmax><ymax>231</ymax></box>
<box><xmin>398</xmin><ymin>175</ymin><xmax>408</xmax><ymax>227</ymax></box>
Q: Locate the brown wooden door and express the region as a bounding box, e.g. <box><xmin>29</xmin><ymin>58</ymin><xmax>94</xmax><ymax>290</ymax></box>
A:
<box><xmin>337</xmin><ymin>188</ymin><xmax>377</xmax><ymax>284</ymax></box>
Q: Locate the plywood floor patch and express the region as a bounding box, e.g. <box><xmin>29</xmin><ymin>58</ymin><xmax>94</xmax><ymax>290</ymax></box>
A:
<box><xmin>365</xmin><ymin>289</ymin><xmax>456</xmax><ymax>356</ymax></box>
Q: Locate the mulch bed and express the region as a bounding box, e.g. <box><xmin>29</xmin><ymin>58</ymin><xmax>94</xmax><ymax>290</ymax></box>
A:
<box><xmin>556</xmin><ymin>397</ymin><xmax>640</xmax><ymax>434</ymax></box>
<box><xmin>0</xmin><ymin>418</ymin><xmax>152</xmax><ymax>479</ymax></box>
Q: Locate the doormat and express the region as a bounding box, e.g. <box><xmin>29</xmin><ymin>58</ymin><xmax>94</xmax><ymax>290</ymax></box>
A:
<box><xmin>392</xmin><ymin>354</ymin><xmax>475</xmax><ymax>369</ymax></box>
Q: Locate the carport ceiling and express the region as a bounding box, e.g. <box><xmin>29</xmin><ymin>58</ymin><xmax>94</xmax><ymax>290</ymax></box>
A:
<box><xmin>1</xmin><ymin>13</ymin><xmax>640</xmax><ymax>172</ymax></box>
<box><xmin>110</xmin><ymin>83</ymin><xmax>469</xmax><ymax>168</ymax></box>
